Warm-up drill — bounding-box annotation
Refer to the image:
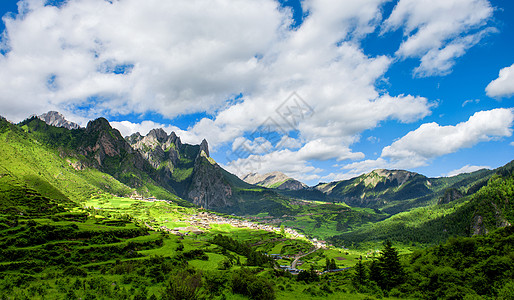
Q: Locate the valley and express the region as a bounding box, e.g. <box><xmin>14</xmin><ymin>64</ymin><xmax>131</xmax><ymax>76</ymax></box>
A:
<box><xmin>0</xmin><ymin>114</ymin><xmax>512</xmax><ymax>299</ymax></box>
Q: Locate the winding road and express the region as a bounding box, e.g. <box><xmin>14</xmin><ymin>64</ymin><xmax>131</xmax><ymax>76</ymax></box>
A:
<box><xmin>291</xmin><ymin>246</ymin><xmax>319</xmax><ymax>269</ymax></box>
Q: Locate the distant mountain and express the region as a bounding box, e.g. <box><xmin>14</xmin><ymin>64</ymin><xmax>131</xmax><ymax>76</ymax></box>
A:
<box><xmin>329</xmin><ymin>160</ymin><xmax>514</xmax><ymax>246</ymax></box>
<box><xmin>38</xmin><ymin>111</ymin><xmax>80</xmax><ymax>130</ymax></box>
<box><xmin>308</xmin><ymin>168</ymin><xmax>495</xmax><ymax>214</ymax></box>
<box><xmin>242</xmin><ymin>171</ymin><xmax>307</xmax><ymax>190</ymax></box>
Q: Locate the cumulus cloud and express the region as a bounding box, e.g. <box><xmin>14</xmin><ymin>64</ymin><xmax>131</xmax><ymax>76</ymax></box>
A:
<box><xmin>341</xmin><ymin>108</ymin><xmax>514</xmax><ymax>175</ymax></box>
<box><xmin>0</xmin><ymin>0</ymin><xmax>287</xmax><ymax>121</ymax></box>
<box><xmin>381</xmin><ymin>108</ymin><xmax>514</xmax><ymax>166</ymax></box>
<box><xmin>486</xmin><ymin>63</ymin><xmax>514</xmax><ymax>98</ymax></box>
<box><xmin>5</xmin><ymin>0</ymin><xmax>501</xmax><ymax>183</ymax></box>
<box><xmin>446</xmin><ymin>165</ymin><xmax>490</xmax><ymax>177</ymax></box>
<box><xmin>383</xmin><ymin>0</ymin><xmax>494</xmax><ymax>77</ymax></box>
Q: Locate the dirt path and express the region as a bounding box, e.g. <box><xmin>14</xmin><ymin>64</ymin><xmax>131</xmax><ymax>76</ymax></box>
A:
<box><xmin>291</xmin><ymin>246</ymin><xmax>319</xmax><ymax>269</ymax></box>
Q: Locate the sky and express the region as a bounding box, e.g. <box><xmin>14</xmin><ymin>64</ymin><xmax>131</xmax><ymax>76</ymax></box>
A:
<box><xmin>0</xmin><ymin>0</ymin><xmax>513</xmax><ymax>186</ymax></box>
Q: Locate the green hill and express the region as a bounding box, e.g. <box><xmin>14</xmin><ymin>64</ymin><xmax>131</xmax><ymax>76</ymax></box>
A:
<box><xmin>0</xmin><ymin>118</ymin><xmax>134</xmax><ymax>207</ymax></box>
<box><xmin>329</xmin><ymin>161</ymin><xmax>514</xmax><ymax>247</ymax></box>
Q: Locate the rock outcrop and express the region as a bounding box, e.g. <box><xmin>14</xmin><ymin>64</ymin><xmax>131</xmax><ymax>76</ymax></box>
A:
<box><xmin>438</xmin><ymin>188</ymin><xmax>463</xmax><ymax>205</ymax></box>
<box><xmin>188</xmin><ymin>155</ymin><xmax>232</xmax><ymax>208</ymax></box>
<box><xmin>38</xmin><ymin>111</ymin><xmax>80</xmax><ymax>130</ymax></box>
<box><xmin>127</xmin><ymin>130</ymin><xmax>232</xmax><ymax>208</ymax></box>
<box><xmin>81</xmin><ymin>117</ymin><xmax>146</xmax><ymax>171</ymax></box>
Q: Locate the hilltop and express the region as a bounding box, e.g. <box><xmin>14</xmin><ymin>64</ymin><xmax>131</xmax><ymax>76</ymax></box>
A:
<box><xmin>242</xmin><ymin>171</ymin><xmax>307</xmax><ymax>190</ymax></box>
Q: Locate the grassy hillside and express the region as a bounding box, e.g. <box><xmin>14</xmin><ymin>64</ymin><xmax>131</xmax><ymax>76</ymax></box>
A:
<box><xmin>17</xmin><ymin>117</ymin><xmax>189</xmax><ymax>205</ymax></box>
<box><xmin>0</xmin><ymin>118</ymin><xmax>133</xmax><ymax>204</ymax></box>
<box><xmin>303</xmin><ymin>169</ymin><xmax>495</xmax><ymax>216</ymax></box>
<box><xmin>329</xmin><ymin>162</ymin><xmax>514</xmax><ymax>248</ymax></box>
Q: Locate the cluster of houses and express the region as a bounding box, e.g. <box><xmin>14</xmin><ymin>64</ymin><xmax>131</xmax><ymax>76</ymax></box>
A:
<box><xmin>134</xmin><ymin>197</ymin><xmax>331</xmax><ymax>248</ymax></box>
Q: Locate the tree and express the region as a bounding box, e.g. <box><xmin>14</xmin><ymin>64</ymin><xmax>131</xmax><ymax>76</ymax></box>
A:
<box><xmin>373</xmin><ymin>240</ymin><xmax>405</xmax><ymax>291</ymax></box>
<box><xmin>325</xmin><ymin>258</ymin><xmax>337</xmax><ymax>271</ymax></box>
<box><xmin>231</xmin><ymin>268</ymin><xmax>275</xmax><ymax>300</ymax></box>
<box><xmin>353</xmin><ymin>256</ymin><xmax>367</xmax><ymax>285</ymax></box>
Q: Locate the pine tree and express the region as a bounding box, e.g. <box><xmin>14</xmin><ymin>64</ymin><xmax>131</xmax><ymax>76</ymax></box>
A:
<box><xmin>353</xmin><ymin>256</ymin><xmax>367</xmax><ymax>285</ymax></box>
<box><xmin>377</xmin><ymin>240</ymin><xmax>405</xmax><ymax>290</ymax></box>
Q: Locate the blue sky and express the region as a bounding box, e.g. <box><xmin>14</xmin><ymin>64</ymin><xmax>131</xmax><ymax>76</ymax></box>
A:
<box><xmin>0</xmin><ymin>0</ymin><xmax>513</xmax><ymax>185</ymax></box>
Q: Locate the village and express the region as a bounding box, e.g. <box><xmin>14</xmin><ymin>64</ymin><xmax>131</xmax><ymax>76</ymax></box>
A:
<box><xmin>135</xmin><ymin>197</ymin><xmax>331</xmax><ymax>249</ymax></box>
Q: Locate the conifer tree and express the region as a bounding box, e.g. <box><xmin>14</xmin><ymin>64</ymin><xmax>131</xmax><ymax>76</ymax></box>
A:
<box><xmin>377</xmin><ymin>240</ymin><xmax>405</xmax><ymax>290</ymax></box>
<box><xmin>353</xmin><ymin>256</ymin><xmax>367</xmax><ymax>285</ymax></box>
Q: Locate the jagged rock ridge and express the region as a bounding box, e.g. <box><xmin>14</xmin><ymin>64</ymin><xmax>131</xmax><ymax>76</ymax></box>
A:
<box><xmin>38</xmin><ymin>111</ymin><xmax>80</xmax><ymax>130</ymax></box>
<box><xmin>127</xmin><ymin>130</ymin><xmax>232</xmax><ymax>208</ymax></box>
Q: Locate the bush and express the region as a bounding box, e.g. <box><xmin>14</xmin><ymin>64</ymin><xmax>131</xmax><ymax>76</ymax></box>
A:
<box><xmin>231</xmin><ymin>268</ymin><xmax>275</xmax><ymax>300</ymax></box>
<box><xmin>62</xmin><ymin>265</ymin><xmax>88</xmax><ymax>277</ymax></box>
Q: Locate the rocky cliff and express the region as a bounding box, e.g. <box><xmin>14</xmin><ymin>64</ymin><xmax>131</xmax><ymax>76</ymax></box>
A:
<box><xmin>127</xmin><ymin>130</ymin><xmax>232</xmax><ymax>208</ymax></box>
<box><xmin>38</xmin><ymin>111</ymin><xmax>80</xmax><ymax>130</ymax></box>
<box><xmin>188</xmin><ymin>151</ymin><xmax>232</xmax><ymax>208</ymax></box>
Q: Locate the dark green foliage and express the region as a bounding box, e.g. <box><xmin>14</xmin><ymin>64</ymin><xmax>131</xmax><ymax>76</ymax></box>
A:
<box><xmin>178</xmin><ymin>249</ymin><xmax>209</xmax><ymax>261</ymax></box>
<box><xmin>371</xmin><ymin>240</ymin><xmax>405</xmax><ymax>291</ymax></box>
<box><xmin>63</xmin><ymin>266</ymin><xmax>88</xmax><ymax>277</ymax></box>
<box><xmin>230</xmin><ymin>268</ymin><xmax>275</xmax><ymax>300</ymax></box>
<box><xmin>297</xmin><ymin>267</ymin><xmax>319</xmax><ymax>283</ymax></box>
<box><xmin>211</xmin><ymin>234</ymin><xmax>274</xmax><ymax>267</ymax></box>
<box><xmin>161</xmin><ymin>269</ymin><xmax>203</xmax><ymax>300</ymax></box>
<box><xmin>352</xmin><ymin>256</ymin><xmax>367</xmax><ymax>285</ymax></box>
<box><xmin>325</xmin><ymin>257</ymin><xmax>337</xmax><ymax>271</ymax></box>
<box><xmin>398</xmin><ymin>226</ymin><xmax>514</xmax><ymax>298</ymax></box>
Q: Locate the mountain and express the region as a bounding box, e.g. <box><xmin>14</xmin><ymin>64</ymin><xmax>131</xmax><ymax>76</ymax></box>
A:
<box><xmin>310</xmin><ymin>168</ymin><xmax>495</xmax><ymax>214</ymax></box>
<box><xmin>18</xmin><ymin>116</ymin><xmax>184</xmax><ymax>204</ymax></box>
<box><xmin>0</xmin><ymin>116</ymin><xmax>137</xmax><ymax>215</ymax></box>
<box><xmin>242</xmin><ymin>171</ymin><xmax>307</xmax><ymax>190</ymax></box>
<box><xmin>127</xmin><ymin>129</ymin><xmax>233</xmax><ymax>208</ymax></box>
<box><xmin>127</xmin><ymin>130</ymin><xmax>294</xmax><ymax>214</ymax></box>
<box><xmin>328</xmin><ymin>160</ymin><xmax>514</xmax><ymax>246</ymax></box>
<box><xmin>38</xmin><ymin>111</ymin><xmax>80</xmax><ymax>130</ymax></box>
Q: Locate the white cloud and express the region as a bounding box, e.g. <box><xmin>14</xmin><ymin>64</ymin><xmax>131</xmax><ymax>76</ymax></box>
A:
<box><xmin>383</xmin><ymin>0</ymin><xmax>494</xmax><ymax>77</ymax></box>
<box><xmin>486</xmin><ymin>63</ymin><xmax>514</xmax><ymax>98</ymax></box>
<box><xmin>341</xmin><ymin>108</ymin><xmax>513</xmax><ymax>176</ymax></box>
<box><xmin>446</xmin><ymin>165</ymin><xmax>490</xmax><ymax>177</ymax></box>
<box><xmin>462</xmin><ymin>99</ymin><xmax>480</xmax><ymax>107</ymax></box>
<box><xmin>0</xmin><ymin>0</ymin><xmax>444</xmax><ymax>182</ymax></box>
<box><xmin>223</xmin><ymin>149</ymin><xmax>323</xmax><ymax>182</ymax></box>
<box><xmin>110</xmin><ymin>120</ymin><xmax>203</xmax><ymax>145</ymax></box>
<box><xmin>381</xmin><ymin>108</ymin><xmax>514</xmax><ymax>166</ymax></box>
<box><xmin>0</xmin><ymin>0</ymin><xmax>287</xmax><ymax>122</ymax></box>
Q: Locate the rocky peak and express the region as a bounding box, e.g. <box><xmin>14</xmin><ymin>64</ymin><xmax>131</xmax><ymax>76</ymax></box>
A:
<box><xmin>38</xmin><ymin>111</ymin><xmax>80</xmax><ymax>130</ymax></box>
<box><xmin>188</xmin><ymin>156</ymin><xmax>232</xmax><ymax>208</ymax></box>
<box><xmin>85</xmin><ymin>117</ymin><xmax>112</xmax><ymax>134</ymax></box>
<box><xmin>147</xmin><ymin>128</ymin><xmax>168</xmax><ymax>143</ymax></box>
<box><xmin>364</xmin><ymin>169</ymin><xmax>420</xmax><ymax>187</ymax></box>
<box><xmin>174</xmin><ymin>136</ymin><xmax>182</xmax><ymax>149</ymax></box>
<box><xmin>200</xmin><ymin>139</ymin><xmax>209</xmax><ymax>157</ymax></box>
<box><xmin>126</xmin><ymin>132</ymin><xmax>143</xmax><ymax>144</ymax></box>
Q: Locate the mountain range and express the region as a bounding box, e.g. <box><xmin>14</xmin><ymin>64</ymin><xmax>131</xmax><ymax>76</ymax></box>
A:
<box><xmin>1</xmin><ymin>111</ymin><xmax>512</xmax><ymax>245</ymax></box>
